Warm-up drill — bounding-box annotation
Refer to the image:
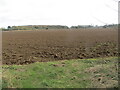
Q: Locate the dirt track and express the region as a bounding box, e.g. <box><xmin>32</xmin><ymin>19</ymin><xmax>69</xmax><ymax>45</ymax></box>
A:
<box><xmin>2</xmin><ymin>28</ymin><xmax>118</xmax><ymax>65</ymax></box>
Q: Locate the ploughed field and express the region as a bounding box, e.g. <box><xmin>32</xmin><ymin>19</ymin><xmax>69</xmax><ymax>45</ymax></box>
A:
<box><xmin>2</xmin><ymin>28</ymin><xmax>118</xmax><ymax>65</ymax></box>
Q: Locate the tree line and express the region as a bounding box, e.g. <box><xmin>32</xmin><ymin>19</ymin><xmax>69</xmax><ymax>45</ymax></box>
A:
<box><xmin>0</xmin><ymin>24</ymin><xmax>118</xmax><ymax>31</ymax></box>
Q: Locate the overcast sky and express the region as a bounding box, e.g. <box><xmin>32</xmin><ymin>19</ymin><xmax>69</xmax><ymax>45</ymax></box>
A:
<box><xmin>0</xmin><ymin>0</ymin><xmax>119</xmax><ymax>28</ymax></box>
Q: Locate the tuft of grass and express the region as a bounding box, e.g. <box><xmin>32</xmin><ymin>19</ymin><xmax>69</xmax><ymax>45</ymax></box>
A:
<box><xmin>2</xmin><ymin>57</ymin><xmax>118</xmax><ymax>88</ymax></box>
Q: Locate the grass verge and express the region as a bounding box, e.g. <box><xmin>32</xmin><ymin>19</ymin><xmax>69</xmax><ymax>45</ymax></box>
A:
<box><xmin>2</xmin><ymin>57</ymin><xmax>118</xmax><ymax>88</ymax></box>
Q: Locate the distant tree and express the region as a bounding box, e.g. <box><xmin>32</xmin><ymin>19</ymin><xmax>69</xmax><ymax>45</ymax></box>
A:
<box><xmin>103</xmin><ymin>25</ymin><xmax>107</xmax><ymax>28</ymax></box>
<box><xmin>34</xmin><ymin>26</ymin><xmax>39</xmax><ymax>29</ymax></box>
<box><xmin>7</xmin><ymin>26</ymin><xmax>11</xmax><ymax>30</ymax></box>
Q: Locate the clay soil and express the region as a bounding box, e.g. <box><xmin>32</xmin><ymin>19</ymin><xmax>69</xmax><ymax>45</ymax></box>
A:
<box><xmin>2</xmin><ymin>28</ymin><xmax>118</xmax><ymax>65</ymax></box>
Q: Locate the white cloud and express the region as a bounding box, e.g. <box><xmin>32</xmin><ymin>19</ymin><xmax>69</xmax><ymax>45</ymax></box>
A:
<box><xmin>0</xmin><ymin>0</ymin><xmax>118</xmax><ymax>28</ymax></box>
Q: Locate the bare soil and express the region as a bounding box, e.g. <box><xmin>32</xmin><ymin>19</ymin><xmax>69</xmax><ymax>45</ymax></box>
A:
<box><xmin>2</xmin><ymin>28</ymin><xmax>118</xmax><ymax>65</ymax></box>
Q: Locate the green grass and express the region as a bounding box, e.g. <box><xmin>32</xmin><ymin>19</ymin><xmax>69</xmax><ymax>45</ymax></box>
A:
<box><xmin>2</xmin><ymin>57</ymin><xmax>118</xmax><ymax>88</ymax></box>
